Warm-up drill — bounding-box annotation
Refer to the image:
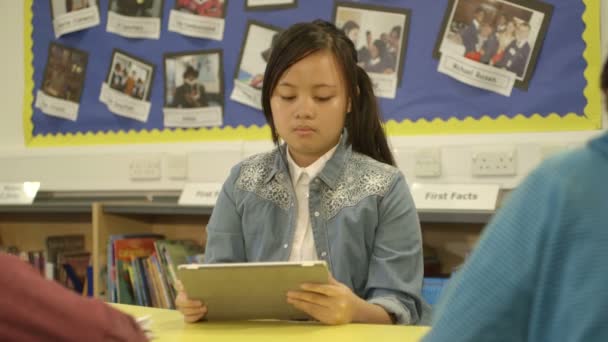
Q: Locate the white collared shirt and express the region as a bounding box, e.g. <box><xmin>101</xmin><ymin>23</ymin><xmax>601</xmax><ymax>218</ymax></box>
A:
<box><xmin>286</xmin><ymin>144</ymin><xmax>339</xmax><ymax>261</ymax></box>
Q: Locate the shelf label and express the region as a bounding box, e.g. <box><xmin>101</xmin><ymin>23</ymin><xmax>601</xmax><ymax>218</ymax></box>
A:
<box><xmin>411</xmin><ymin>183</ymin><xmax>499</xmax><ymax>210</ymax></box>
<box><xmin>0</xmin><ymin>182</ymin><xmax>41</xmax><ymax>205</ymax></box>
<box><xmin>179</xmin><ymin>183</ymin><xmax>222</xmax><ymax>206</ymax></box>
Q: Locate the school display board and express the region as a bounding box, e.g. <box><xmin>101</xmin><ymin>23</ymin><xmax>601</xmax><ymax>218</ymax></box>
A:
<box><xmin>24</xmin><ymin>0</ymin><xmax>602</xmax><ymax>147</ymax></box>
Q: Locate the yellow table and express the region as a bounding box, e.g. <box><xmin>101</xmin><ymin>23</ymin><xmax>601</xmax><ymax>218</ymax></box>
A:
<box><xmin>114</xmin><ymin>304</ymin><xmax>430</xmax><ymax>341</ymax></box>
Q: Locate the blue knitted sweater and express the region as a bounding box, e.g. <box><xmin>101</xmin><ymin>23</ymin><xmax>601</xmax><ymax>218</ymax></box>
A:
<box><xmin>424</xmin><ymin>133</ymin><xmax>608</xmax><ymax>341</ymax></box>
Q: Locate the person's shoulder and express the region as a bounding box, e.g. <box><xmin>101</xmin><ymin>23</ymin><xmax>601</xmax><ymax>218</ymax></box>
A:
<box><xmin>231</xmin><ymin>148</ymin><xmax>279</xmax><ymax>184</ymax></box>
<box><xmin>349</xmin><ymin>151</ymin><xmax>398</xmax><ymax>172</ymax></box>
<box><xmin>527</xmin><ymin>144</ymin><xmax>603</xmax><ymax>197</ymax></box>
<box><xmin>537</xmin><ymin>145</ymin><xmax>596</xmax><ymax>177</ymax></box>
<box><xmin>239</xmin><ymin>149</ymin><xmax>278</xmax><ymax>168</ymax></box>
<box><xmin>347</xmin><ymin>152</ymin><xmax>402</xmax><ymax>190</ymax></box>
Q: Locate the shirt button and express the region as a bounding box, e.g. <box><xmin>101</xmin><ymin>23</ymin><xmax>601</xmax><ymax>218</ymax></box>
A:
<box><xmin>306</xmin><ymin>193</ymin><xmax>309</xmax><ymax>198</ymax></box>
<box><xmin>314</xmin><ymin>211</ymin><xmax>320</xmax><ymax>217</ymax></box>
<box><xmin>321</xmin><ymin>251</ymin><xmax>327</xmax><ymax>257</ymax></box>
<box><xmin>283</xmin><ymin>244</ymin><xmax>288</xmax><ymax>248</ymax></box>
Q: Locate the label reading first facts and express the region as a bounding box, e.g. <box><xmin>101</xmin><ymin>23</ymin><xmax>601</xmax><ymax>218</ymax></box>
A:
<box><xmin>424</xmin><ymin>191</ymin><xmax>478</xmax><ymax>201</ymax></box>
<box><xmin>411</xmin><ymin>183</ymin><xmax>499</xmax><ymax>210</ymax></box>
<box><xmin>0</xmin><ymin>182</ymin><xmax>41</xmax><ymax>205</ymax></box>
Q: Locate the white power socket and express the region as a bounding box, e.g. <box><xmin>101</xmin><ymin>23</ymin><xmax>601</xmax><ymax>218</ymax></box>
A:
<box><xmin>166</xmin><ymin>154</ymin><xmax>188</xmax><ymax>180</ymax></box>
<box><xmin>414</xmin><ymin>148</ymin><xmax>442</xmax><ymax>178</ymax></box>
<box><xmin>129</xmin><ymin>158</ymin><xmax>161</xmax><ymax>180</ymax></box>
<box><xmin>471</xmin><ymin>149</ymin><xmax>516</xmax><ymax>177</ymax></box>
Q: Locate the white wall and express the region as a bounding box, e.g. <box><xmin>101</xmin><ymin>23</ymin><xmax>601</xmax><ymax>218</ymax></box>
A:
<box><xmin>0</xmin><ymin>1</ymin><xmax>606</xmax><ymax>192</ymax></box>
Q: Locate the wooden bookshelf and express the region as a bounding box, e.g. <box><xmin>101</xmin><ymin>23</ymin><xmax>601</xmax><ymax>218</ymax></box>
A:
<box><xmin>0</xmin><ymin>190</ymin><xmax>510</xmax><ymax>301</ymax></box>
<box><xmin>92</xmin><ymin>202</ymin><xmax>209</xmax><ymax>298</ymax></box>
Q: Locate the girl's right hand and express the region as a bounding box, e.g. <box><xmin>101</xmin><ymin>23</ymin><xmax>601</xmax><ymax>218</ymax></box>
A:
<box><xmin>175</xmin><ymin>280</ymin><xmax>208</xmax><ymax>323</ymax></box>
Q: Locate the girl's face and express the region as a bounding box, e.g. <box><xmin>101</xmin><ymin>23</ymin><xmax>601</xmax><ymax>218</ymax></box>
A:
<box><xmin>270</xmin><ymin>50</ymin><xmax>350</xmax><ymax>166</ymax></box>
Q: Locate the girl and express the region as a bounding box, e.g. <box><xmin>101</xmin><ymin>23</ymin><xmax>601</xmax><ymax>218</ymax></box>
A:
<box><xmin>176</xmin><ymin>20</ymin><xmax>425</xmax><ymax>326</ymax></box>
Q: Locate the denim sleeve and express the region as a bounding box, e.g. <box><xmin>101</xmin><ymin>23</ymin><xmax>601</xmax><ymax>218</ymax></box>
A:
<box><xmin>365</xmin><ymin>172</ymin><xmax>424</xmax><ymax>325</ymax></box>
<box><xmin>204</xmin><ymin>164</ymin><xmax>247</xmax><ymax>263</ymax></box>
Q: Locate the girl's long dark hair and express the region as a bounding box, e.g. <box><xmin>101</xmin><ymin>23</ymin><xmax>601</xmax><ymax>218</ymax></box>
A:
<box><xmin>261</xmin><ymin>20</ymin><xmax>396</xmax><ymax>166</ymax></box>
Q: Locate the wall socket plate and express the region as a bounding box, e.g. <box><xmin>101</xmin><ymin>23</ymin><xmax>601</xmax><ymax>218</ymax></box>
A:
<box><xmin>414</xmin><ymin>148</ymin><xmax>442</xmax><ymax>178</ymax></box>
<box><xmin>129</xmin><ymin>158</ymin><xmax>161</xmax><ymax>180</ymax></box>
<box><xmin>471</xmin><ymin>148</ymin><xmax>516</xmax><ymax>177</ymax></box>
<box><xmin>166</xmin><ymin>154</ymin><xmax>187</xmax><ymax>180</ymax></box>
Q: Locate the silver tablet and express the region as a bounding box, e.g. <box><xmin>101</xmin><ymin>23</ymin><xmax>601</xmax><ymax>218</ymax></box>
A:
<box><xmin>177</xmin><ymin>261</ymin><xmax>330</xmax><ymax>321</ymax></box>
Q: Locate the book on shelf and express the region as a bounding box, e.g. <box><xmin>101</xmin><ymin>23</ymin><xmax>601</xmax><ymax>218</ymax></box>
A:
<box><xmin>46</xmin><ymin>234</ymin><xmax>85</xmax><ymax>280</ymax></box>
<box><xmin>107</xmin><ymin>235</ymin><xmax>204</xmax><ymax>309</ymax></box>
<box><xmin>57</xmin><ymin>251</ymin><xmax>91</xmax><ymax>294</ymax></box>
<box><xmin>112</xmin><ymin>235</ymin><xmax>163</xmax><ymax>305</ymax></box>
<box><xmin>107</xmin><ymin>233</ymin><xmax>164</xmax><ymax>304</ymax></box>
<box><xmin>0</xmin><ymin>237</ymin><xmax>93</xmax><ymax>296</ymax></box>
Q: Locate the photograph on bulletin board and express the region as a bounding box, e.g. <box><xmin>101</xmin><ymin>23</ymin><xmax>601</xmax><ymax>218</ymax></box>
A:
<box><xmin>106</xmin><ymin>0</ymin><xmax>164</xmax><ymax>39</ymax></box>
<box><xmin>35</xmin><ymin>42</ymin><xmax>88</xmax><ymax>122</ymax></box>
<box><xmin>163</xmin><ymin>50</ymin><xmax>224</xmax><ymax>128</ymax></box>
<box><xmin>433</xmin><ymin>0</ymin><xmax>553</xmax><ymax>96</ymax></box>
<box><xmin>333</xmin><ymin>2</ymin><xmax>411</xmax><ymax>99</ymax></box>
<box><xmin>245</xmin><ymin>0</ymin><xmax>298</xmax><ymax>11</ymax></box>
<box><xmin>230</xmin><ymin>20</ymin><xmax>282</xmax><ymax>111</ymax></box>
<box><xmin>106</xmin><ymin>50</ymin><xmax>155</xmax><ymax>101</ymax></box>
<box><xmin>23</xmin><ymin>0</ymin><xmax>603</xmax><ymax>147</ymax></box>
<box><xmin>168</xmin><ymin>0</ymin><xmax>226</xmax><ymax>40</ymax></box>
<box><xmin>49</xmin><ymin>0</ymin><xmax>101</xmax><ymax>38</ymax></box>
<box><xmin>99</xmin><ymin>49</ymin><xmax>156</xmax><ymax>123</ymax></box>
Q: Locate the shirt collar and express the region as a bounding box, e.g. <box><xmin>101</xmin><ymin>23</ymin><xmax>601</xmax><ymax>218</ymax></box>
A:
<box><xmin>286</xmin><ymin>142</ymin><xmax>339</xmax><ymax>186</ymax></box>
<box><xmin>270</xmin><ymin>131</ymin><xmax>352</xmax><ymax>189</ymax></box>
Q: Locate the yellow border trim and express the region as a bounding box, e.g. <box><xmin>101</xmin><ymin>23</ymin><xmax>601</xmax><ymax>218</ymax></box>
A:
<box><xmin>23</xmin><ymin>0</ymin><xmax>602</xmax><ymax>146</ymax></box>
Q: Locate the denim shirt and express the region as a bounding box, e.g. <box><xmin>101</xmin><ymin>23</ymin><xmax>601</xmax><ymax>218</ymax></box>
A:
<box><xmin>205</xmin><ymin>135</ymin><xmax>425</xmax><ymax>324</ymax></box>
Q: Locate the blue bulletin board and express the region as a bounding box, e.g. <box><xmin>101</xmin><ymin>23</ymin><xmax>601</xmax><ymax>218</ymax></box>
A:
<box><xmin>24</xmin><ymin>0</ymin><xmax>602</xmax><ymax>147</ymax></box>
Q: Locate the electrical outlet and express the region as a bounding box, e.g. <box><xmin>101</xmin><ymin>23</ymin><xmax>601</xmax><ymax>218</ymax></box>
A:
<box><xmin>129</xmin><ymin>158</ymin><xmax>161</xmax><ymax>180</ymax></box>
<box><xmin>471</xmin><ymin>149</ymin><xmax>516</xmax><ymax>176</ymax></box>
<box><xmin>166</xmin><ymin>154</ymin><xmax>188</xmax><ymax>180</ymax></box>
<box><xmin>414</xmin><ymin>148</ymin><xmax>442</xmax><ymax>178</ymax></box>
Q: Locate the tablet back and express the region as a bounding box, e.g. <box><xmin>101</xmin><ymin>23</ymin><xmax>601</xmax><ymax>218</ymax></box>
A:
<box><xmin>177</xmin><ymin>261</ymin><xmax>330</xmax><ymax>321</ymax></box>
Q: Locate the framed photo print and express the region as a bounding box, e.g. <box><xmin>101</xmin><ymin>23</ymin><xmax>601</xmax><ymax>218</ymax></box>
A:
<box><xmin>168</xmin><ymin>0</ymin><xmax>227</xmax><ymax>40</ymax></box>
<box><xmin>35</xmin><ymin>42</ymin><xmax>89</xmax><ymax>121</ymax></box>
<box><xmin>231</xmin><ymin>20</ymin><xmax>282</xmax><ymax>110</ymax></box>
<box><xmin>49</xmin><ymin>0</ymin><xmax>101</xmax><ymax>37</ymax></box>
<box><xmin>163</xmin><ymin>50</ymin><xmax>224</xmax><ymax>127</ymax></box>
<box><xmin>106</xmin><ymin>49</ymin><xmax>155</xmax><ymax>101</ymax></box>
<box><xmin>334</xmin><ymin>2</ymin><xmax>411</xmax><ymax>99</ymax></box>
<box><xmin>434</xmin><ymin>0</ymin><xmax>553</xmax><ymax>91</ymax></box>
<box><xmin>41</xmin><ymin>42</ymin><xmax>88</xmax><ymax>104</ymax></box>
<box><xmin>106</xmin><ymin>0</ymin><xmax>165</xmax><ymax>39</ymax></box>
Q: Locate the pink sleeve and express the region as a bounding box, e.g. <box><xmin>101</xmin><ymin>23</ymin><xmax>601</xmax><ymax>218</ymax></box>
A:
<box><xmin>0</xmin><ymin>254</ymin><xmax>148</xmax><ymax>342</ymax></box>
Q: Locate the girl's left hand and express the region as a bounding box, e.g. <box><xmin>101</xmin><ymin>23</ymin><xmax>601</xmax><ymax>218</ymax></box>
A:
<box><xmin>286</xmin><ymin>274</ymin><xmax>363</xmax><ymax>325</ymax></box>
